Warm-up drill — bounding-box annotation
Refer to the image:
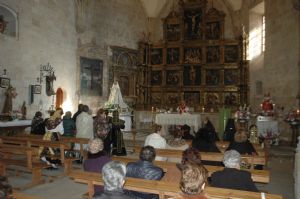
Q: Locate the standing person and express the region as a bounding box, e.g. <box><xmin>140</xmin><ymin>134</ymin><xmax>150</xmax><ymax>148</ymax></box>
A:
<box><xmin>111</xmin><ymin>110</ymin><xmax>126</xmax><ymax>156</ymax></box>
<box><xmin>39</xmin><ymin>109</ymin><xmax>64</xmax><ymax>168</ymax></box>
<box><xmin>92</xmin><ymin>161</ymin><xmax>134</xmax><ymax>199</ymax></box>
<box><xmin>126</xmin><ymin>146</ymin><xmax>164</xmax><ymax>199</ymax></box>
<box><xmin>31</xmin><ymin>111</ymin><xmax>45</xmax><ymax>135</ymax></box>
<box><xmin>94</xmin><ymin>109</ymin><xmax>110</xmax><ymax>153</ymax></box>
<box><xmin>72</xmin><ymin>104</ymin><xmax>84</xmax><ymax>122</ymax></box>
<box><xmin>63</xmin><ymin>111</ymin><xmax>76</xmax><ymax>137</ymax></box>
<box><xmin>210</xmin><ymin>150</ymin><xmax>258</xmax><ymax>192</ymax></box>
<box><xmin>144</xmin><ymin>124</ymin><xmax>167</xmax><ymax>161</ymax></box>
<box><xmin>83</xmin><ymin>138</ymin><xmax>111</xmax><ymax>194</ymax></box>
<box><xmin>202</xmin><ymin>118</ymin><xmax>219</xmax><ymax>141</ymax></box>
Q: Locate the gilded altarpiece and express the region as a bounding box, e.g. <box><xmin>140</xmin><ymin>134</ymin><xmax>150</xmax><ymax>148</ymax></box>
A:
<box><xmin>139</xmin><ymin>0</ymin><xmax>249</xmax><ymax>111</ymax></box>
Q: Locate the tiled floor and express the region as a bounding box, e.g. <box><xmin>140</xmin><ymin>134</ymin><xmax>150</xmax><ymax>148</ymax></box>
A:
<box><xmin>7</xmin><ymin>130</ymin><xmax>296</xmax><ymax>199</ymax></box>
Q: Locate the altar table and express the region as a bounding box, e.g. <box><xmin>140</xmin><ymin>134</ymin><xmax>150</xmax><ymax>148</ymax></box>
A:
<box><xmin>0</xmin><ymin>120</ymin><xmax>31</xmax><ymax>135</ymax></box>
<box><xmin>155</xmin><ymin>113</ymin><xmax>201</xmax><ymax>131</ymax></box>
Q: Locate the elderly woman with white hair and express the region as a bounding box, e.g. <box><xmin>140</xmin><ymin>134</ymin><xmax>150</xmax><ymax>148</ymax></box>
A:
<box><xmin>210</xmin><ymin>150</ymin><xmax>258</xmax><ymax>192</ymax></box>
<box><xmin>93</xmin><ymin>161</ymin><xmax>133</xmax><ymax>199</ymax></box>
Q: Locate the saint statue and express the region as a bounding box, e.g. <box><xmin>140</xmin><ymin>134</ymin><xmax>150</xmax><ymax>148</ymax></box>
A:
<box><xmin>2</xmin><ymin>86</ymin><xmax>17</xmax><ymax>115</ymax></box>
<box><xmin>106</xmin><ymin>81</ymin><xmax>128</xmax><ymax>110</ymax></box>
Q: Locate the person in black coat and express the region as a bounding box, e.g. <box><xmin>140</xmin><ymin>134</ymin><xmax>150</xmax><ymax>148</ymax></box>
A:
<box><xmin>223</xmin><ymin>118</ymin><xmax>236</xmax><ymax>142</ymax></box>
<box><xmin>227</xmin><ymin>130</ymin><xmax>257</xmax><ymax>155</ymax></box>
<box><xmin>202</xmin><ymin>118</ymin><xmax>219</xmax><ymax>141</ymax></box>
<box><xmin>126</xmin><ymin>146</ymin><xmax>164</xmax><ymax>199</ymax></box>
<box><xmin>210</xmin><ymin>150</ymin><xmax>258</xmax><ymax>192</ymax></box>
<box><xmin>181</xmin><ymin>125</ymin><xmax>195</xmax><ymax>140</ymax></box>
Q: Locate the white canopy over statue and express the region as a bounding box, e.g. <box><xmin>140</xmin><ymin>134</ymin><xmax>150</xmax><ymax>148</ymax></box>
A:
<box><xmin>105</xmin><ymin>81</ymin><xmax>129</xmax><ymax>109</ymax></box>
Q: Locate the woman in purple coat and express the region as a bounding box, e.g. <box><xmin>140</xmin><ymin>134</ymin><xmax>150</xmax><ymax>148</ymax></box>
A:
<box><xmin>83</xmin><ymin>138</ymin><xmax>111</xmax><ymax>193</ymax></box>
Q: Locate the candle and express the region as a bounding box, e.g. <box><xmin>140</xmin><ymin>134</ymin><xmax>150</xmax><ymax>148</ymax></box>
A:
<box><xmin>202</xmin><ymin>107</ymin><xmax>205</xmax><ymax>112</ymax></box>
<box><xmin>297</xmin><ymin>109</ymin><xmax>299</xmax><ymax>115</ymax></box>
<box><xmin>260</xmin><ymin>104</ymin><xmax>262</xmax><ymax>108</ymax></box>
<box><xmin>152</xmin><ymin>107</ymin><xmax>154</xmax><ymax>112</ymax></box>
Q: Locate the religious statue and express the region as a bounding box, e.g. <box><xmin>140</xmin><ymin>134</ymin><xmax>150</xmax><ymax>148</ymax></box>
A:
<box><xmin>21</xmin><ymin>101</ymin><xmax>27</xmax><ymax>120</ymax></box>
<box><xmin>261</xmin><ymin>93</ymin><xmax>274</xmax><ymax>116</ymax></box>
<box><xmin>2</xmin><ymin>86</ymin><xmax>17</xmax><ymax>115</ymax></box>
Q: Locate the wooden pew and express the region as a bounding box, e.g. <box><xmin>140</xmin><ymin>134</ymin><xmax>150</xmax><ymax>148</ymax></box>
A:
<box><xmin>112</xmin><ymin>156</ymin><xmax>270</xmax><ymax>183</ymax></box>
<box><xmin>0</xmin><ymin>144</ymin><xmax>50</xmax><ymax>189</ymax></box>
<box><xmin>69</xmin><ymin>170</ymin><xmax>282</xmax><ymax>199</ymax></box>
<box><xmin>134</xmin><ymin>146</ymin><xmax>266</xmax><ymax>168</ymax></box>
<box><xmin>12</xmin><ymin>192</ymin><xmax>43</xmax><ymax>199</ymax></box>
<box><xmin>0</xmin><ymin>136</ymin><xmax>77</xmax><ymax>174</ymax></box>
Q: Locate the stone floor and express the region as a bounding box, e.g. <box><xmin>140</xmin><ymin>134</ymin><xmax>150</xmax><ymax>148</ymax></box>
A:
<box><xmin>7</xmin><ymin>129</ymin><xmax>296</xmax><ymax>199</ymax></box>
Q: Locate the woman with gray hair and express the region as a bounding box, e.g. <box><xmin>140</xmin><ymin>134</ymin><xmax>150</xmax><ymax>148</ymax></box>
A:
<box><xmin>93</xmin><ymin>161</ymin><xmax>133</xmax><ymax>199</ymax></box>
<box><xmin>210</xmin><ymin>150</ymin><xmax>258</xmax><ymax>192</ymax></box>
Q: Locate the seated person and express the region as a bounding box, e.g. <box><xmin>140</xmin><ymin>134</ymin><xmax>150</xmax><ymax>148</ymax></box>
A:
<box><xmin>92</xmin><ymin>161</ymin><xmax>133</xmax><ymax>199</ymax></box>
<box><xmin>202</xmin><ymin>117</ymin><xmax>219</xmax><ymax>141</ymax></box>
<box><xmin>170</xmin><ymin>163</ymin><xmax>208</xmax><ymax>199</ymax></box>
<box><xmin>167</xmin><ymin>128</ymin><xmax>189</xmax><ymax>162</ymax></box>
<box><xmin>181</xmin><ymin>125</ymin><xmax>194</xmax><ymax>140</ymax></box>
<box><xmin>126</xmin><ymin>146</ymin><xmax>164</xmax><ymax>199</ymax></box>
<box><xmin>210</xmin><ymin>150</ymin><xmax>258</xmax><ymax>192</ymax></box>
<box><xmin>83</xmin><ymin>138</ymin><xmax>111</xmax><ymax>194</ymax></box>
<box><xmin>144</xmin><ymin>124</ymin><xmax>167</xmax><ymax>161</ymax></box>
<box><xmin>227</xmin><ymin>130</ymin><xmax>257</xmax><ymax>155</ymax></box>
<box><xmin>31</xmin><ymin>111</ymin><xmax>45</xmax><ymax>135</ymax></box>
<box><xmin>223</xmin><ymin>118</ymin><xmax>236</xmax><ymax>142</ymax></box>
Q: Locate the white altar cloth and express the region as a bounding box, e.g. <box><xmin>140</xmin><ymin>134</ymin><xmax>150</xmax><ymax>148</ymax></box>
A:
<box><xmin>155</xmin><ymin>113</ymin><xmax>201</xmax><ymax>130</ymax></box>
<box><xmin>0</xmin><ymin>120</ymin><xmax>31</xmax><ymax>127</ymax></box>
<box><xmin>256</xmin><ymin>120</ymin><xmax>279</xmax><ymax>136</ymax></box>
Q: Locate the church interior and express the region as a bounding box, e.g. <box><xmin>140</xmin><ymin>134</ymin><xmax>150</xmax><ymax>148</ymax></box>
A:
<box><xmin>0</xmin><ymin>0</ymin><xmax>299</xmax><ymax>198</ymax></box>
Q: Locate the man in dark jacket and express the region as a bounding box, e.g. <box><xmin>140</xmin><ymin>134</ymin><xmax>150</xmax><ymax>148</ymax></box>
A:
<box><xmin>210</xmin><ymin>150</ymin><xmax>258</xmax><ymax>192</ymax></box>
<box><xmin>126</xmin><ymin>146</ymin><xmax>164</xmax><ymax>199</ymax></box>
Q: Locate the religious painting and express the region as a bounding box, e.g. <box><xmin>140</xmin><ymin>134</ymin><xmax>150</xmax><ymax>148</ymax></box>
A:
<box><xmin>183</xmin><ymin>65</ymin><xmax>201</xmax><ymax>86</ymax></box>
<box><xmin>167</xmin><ymin>48</ymin><xmax>180</xmax><ymax>65</ymax></box>
<box><xmin>224</xmin><ymin>69</ymin><xmax>239</xmax><ymax>85</ymax></box>
<box><xmin>206</xmin><ymin>22</ymin><xmax>221</xmax><ymax>40</ymax></box>
<box><xmin>206</xmin><ymin>46</ymin><xmax>220</xmax><ymax>63</ymax></box>
<box><xmin>0</xmin><ymin>77</ymin><xmax>10</xmax><ymax>88</ymax></box>
<box><xmin>151</xmin><ymin>48</ymin><xmax>163</xmax><ymax>65</ymax></box>
<box><xmin>166</xmin><ymin>93</ymin><xmax>180</xmax><ymax>106</ymax></box>
<box><xmin>184</xmin><ymin>9</ymin><xmax>202</xmax><ymax>40</ymax></box>
<box><xmin>204</xmin><ymin>92</ymin><xmax>220</xmax><ymax>105</ymax></box>
<box><xmin>184</xmin><ymin>91</ymin><xmax>200</xmax><ymax>107</ymax></box>
<box><xmin>184</xmin><ymin>48</ymin><xmax>202</xmax><ymax>64</ymax></box>
<box><xmin>0</xmin><ymin>5</ymin><xmax>18</xmax><ymax>37</ymax></box>
<box><xmin>151</xmin><ymin>93</ymin><xmax>162</xmax><ymax>105</ymax></box>
<box><xmin>205</xmin><ymin>69</ymin><xmax>220</xmax><ymax>86</ymax></box>
<box><xmin>34</xmin><ymin>85</ymin><xmax>42</xmax><ymax>94</ymax></box>
<box><xmin>166</xmin><ymin>70</ymin><xmax>180</xmax><ymax>86</ymax></box>
<box><xmin>80</xmin><ymin>57</ymin><xmax>103</xmax><ymax>96</ymax></box>
<box><xmin>224</xmin><ymin>45</ymin><xmax>239</xmax><ymax>63</ymax></box>
<box><xmin>166</xmin><ymin>24</ymin><xmax>181</xmax><ymax>41</ymax></box>
<box><xmin>151</xmin><ymin>70</ymin><xmax>162</xmax><ymax>86</ymax></box>
<box><xmin>224</xmin><ymin>92</ymin><xmax>239</xmax><ymax>106</ymax></box>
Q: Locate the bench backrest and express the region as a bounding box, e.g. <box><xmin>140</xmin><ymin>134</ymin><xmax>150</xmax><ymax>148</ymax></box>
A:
<box><xmin>134</xmin><ymin>146</ymin><xmax>266</xmax><ymax>166</ymax></box>
<box><xmin>112</xmin><ymin>156</ymin><xmax>269</xmax><ymax>183</ymax></box>
<box><xmin>69</xmin><ymin>170</ymin><xmax>281</xmax><ymax>199</ymax></box>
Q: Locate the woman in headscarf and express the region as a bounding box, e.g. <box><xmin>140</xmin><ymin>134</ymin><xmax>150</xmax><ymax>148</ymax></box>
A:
<box><xmin>31</xmin><ymin>111</ymin><xmax>45</xmax><ymax>135</ymax></box>
<box><xmin>39</xmin><ymin>109</ymin><xmax>64</xmax><ymax>160</ymax></box>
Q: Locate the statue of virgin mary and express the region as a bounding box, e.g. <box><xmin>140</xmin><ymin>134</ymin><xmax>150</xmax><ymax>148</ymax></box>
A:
<box><xmin>105</xmin><ymin>81</ymin><xmax>128</xmax><ymax>110</ymax></box>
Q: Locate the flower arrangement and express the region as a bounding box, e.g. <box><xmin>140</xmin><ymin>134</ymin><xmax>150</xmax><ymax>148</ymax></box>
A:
<box><xmin>234</xmin><ymin>105</ymin><xmax>251</xmax><ymax>121</ymax></box>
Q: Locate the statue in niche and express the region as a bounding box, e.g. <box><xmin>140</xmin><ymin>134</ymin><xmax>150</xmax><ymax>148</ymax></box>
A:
<box><xmin>46</xmin><ymin>74</ymin><xmax>56</xmax><ymax>96</ymax></box>
<box><xmin>190</xmin><ymin>65</ymin><xmax>196</xmax><ymax>85</ymax></box>
<box><xmin>184</xmin><ymin>9</ymin><xmax>202</xmax><ymax>39</ymax></box>
<box><xmin>184</xmin><ymin>48</ymin><xmax>201</xmax><ymax>63</ymax></box>
<box><xmin>206</xmin><ymin>22</ymin><xmax>220</xmax><ymax>40</ymax></box>
<box><xmin>2</xmin><ymin>86</ymin><xmax>17</xmax><ymax>115</ymax></box>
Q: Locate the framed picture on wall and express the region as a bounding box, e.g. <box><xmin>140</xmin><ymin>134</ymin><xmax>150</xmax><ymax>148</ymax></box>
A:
<box><xmin>34</xmin><ymin>85</ymin><xmax>42</xmax><ymax>94</ymax></box>
<box><xmin>0</xmin><ymin>77</ymin><xmax>10</xmax><ymax>88</ymax></box>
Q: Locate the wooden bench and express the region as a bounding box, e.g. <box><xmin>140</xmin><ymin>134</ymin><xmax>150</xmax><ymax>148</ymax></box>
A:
<box><xmin>69</xmin><ymin>170</ymin><xmax>282</xmax><ymax>199</ymax></box>
<box><xmin>112</xmin><ymin>156</ymin><xmax>270</xmax><ymax>183</ymax></box>
<box><xmin>0</xmin><ymin>144</ymin><xmax>50</xmax><ymax>189</ymax></box>
<box><xmin>12</xmin><ymin>192</ymin><xmax>43</xmax><ymax>199</ymax></box>
<box><xmin>134</xmin><ymin>146</ymin><xmax>266</xmax><ymax>169</ymax></box>
<box><xmin>0</xmin><ymin>136</ymin><xmax>78</xmax><ymax>174</ymax></box>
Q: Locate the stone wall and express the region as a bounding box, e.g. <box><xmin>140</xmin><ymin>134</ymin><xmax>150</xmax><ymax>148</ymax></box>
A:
<box><xmin>76</xmin><ymin>0</ymin><xmax>148</xmax><ymax>112</ymax></box>
<box><xmin>0</xmin><ymin>0</ymin><xmax>77</xmax><ymax>118</ymax></box>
